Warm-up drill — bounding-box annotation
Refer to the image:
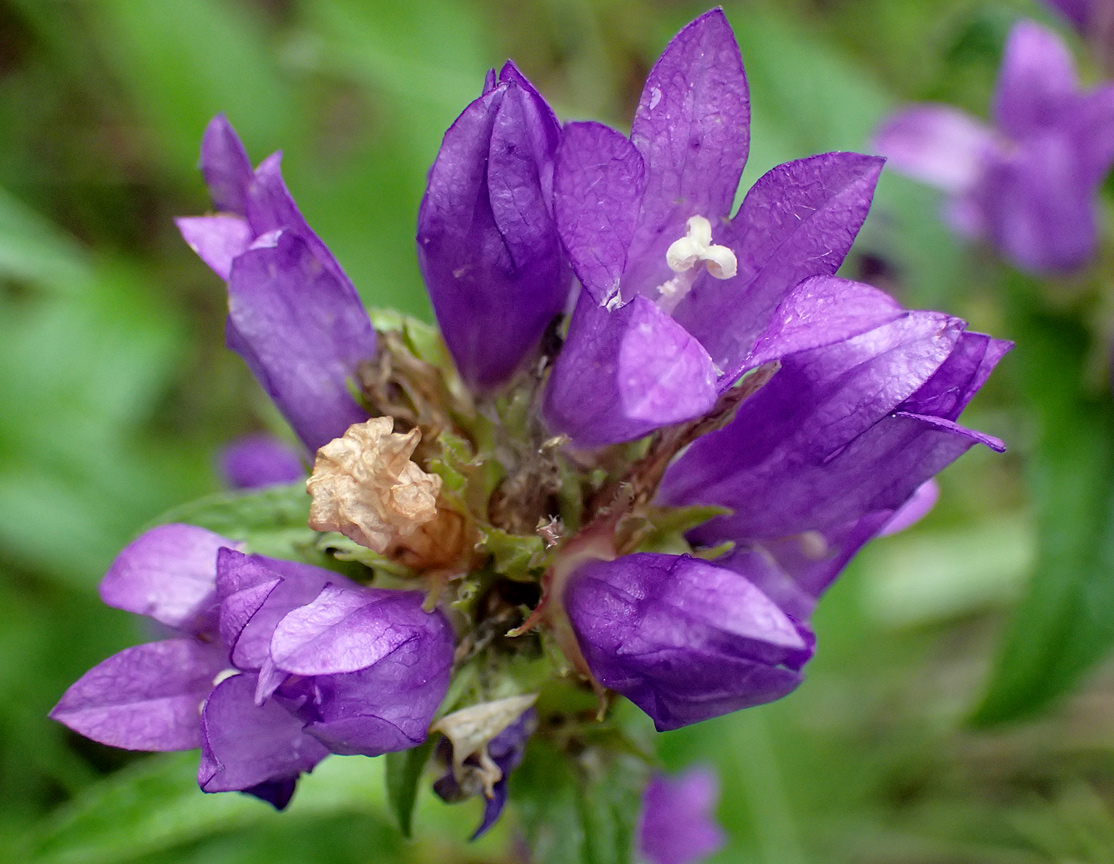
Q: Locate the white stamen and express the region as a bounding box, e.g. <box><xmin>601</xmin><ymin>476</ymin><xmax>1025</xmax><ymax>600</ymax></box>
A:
<box><xmin>658</xmin><ymin>215</ymin><xmax>737</xmax><ymax>313</ymax></box>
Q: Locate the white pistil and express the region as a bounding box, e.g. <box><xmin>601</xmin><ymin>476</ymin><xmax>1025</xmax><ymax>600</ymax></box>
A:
<box><xmin>657</xmin><ymin>215</ymin><xmax>737</xmax><ymax>313</ymax></box>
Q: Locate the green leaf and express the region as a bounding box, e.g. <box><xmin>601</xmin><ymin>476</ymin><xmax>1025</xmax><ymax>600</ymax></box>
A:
<box><xmin>151</xmin><ymin>483</ymin><xmax>321</xmax><ymax>562</ymax></box>
<box><xmin>972</xmin><ymin>277</ymin><xmax>1114</xmax><ymax>724</ymax></box>
<box><xmin>384</xmin><ymin>737</ymin><xmax>435</xmax><ymax>838</ymax></box>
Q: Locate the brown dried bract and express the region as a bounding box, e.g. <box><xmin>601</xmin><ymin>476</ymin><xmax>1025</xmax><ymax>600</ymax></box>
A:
<box><xmin>307</xmin><ymin>417</ymin><xmax>441</xmax><ymax>553</ymax></box>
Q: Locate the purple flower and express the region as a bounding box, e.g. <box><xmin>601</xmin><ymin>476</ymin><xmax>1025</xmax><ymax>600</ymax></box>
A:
<box><xmin>220</xmin><ymin>434</ymin><xmax>306</xmax><ymax>490</ymax></box>
<box><xmin>433</xmin><ymin>704</ymin><xmax>537</xmax><ymax>839</ymax></box>
<box><xmin>659</xmin><ymin>289</ymin><xmax>1011</xmax><ymax>621</ymax></box>
<box><xmin>637</xmin><ymin>767</ymin><xmax>725</xmax><ymax>864</ymax></box>
<box><xmin>417</xmin><ymin>63</ymin><xmax>571</xmax><ymax>392</ymax></box>
<box><xmin>52</xmin><ymin>525</ymin><xmax>454</xmax><ymax>808</ymax></box>
<box><xmin>543</xmin><ymin>9</ymin><xmax>886</xmax><ymax>447</ymax></box>
<box><xmin>875</xmin><ymin>20</ymin><xmax>1114</xmax><ymax>273</ymax></box>
<box><xmin>177</xmin><ymin>115</ymin><xmax>377</xmax><ymax>453</ymax></box>
<box><xmin>566</xmin><ymin>553</ymin><xmax>813</xmax><ymax>731</ymax></box>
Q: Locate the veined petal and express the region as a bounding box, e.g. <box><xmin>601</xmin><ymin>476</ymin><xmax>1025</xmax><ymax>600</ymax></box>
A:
<box><xmin>305</xmin><ymin>634</ymin><xmax>453</xmax><ymax>756</ymax></box>
<box><xmin>738</xmin><ymin>276</ymin><xmax>905</xmax><ymax>382</ymax></box>
<box><xmin>216</xmin><ymin>548</ymin><xmax>282</xmax><ymax>658</ymax></box>
<box><xmin>176</xmin><ymin>216</ymin><xmax>252</xmax><ymax>282</ymax></box>
<box><xmin>993</xmin><ymin>20</ymin><xmax>1080</xmax><ymax>137</ymax></box>
<box><xmin>50</xmin><ymin>639</ymin><xmax>225</xmax><ymax>751</ymax></box>
<box><xmin>270</xmin><ymin>585</ymin><xmax>436</xmax><ymax>676</ymax></box>
<box><xmin>226</xmin><ymin>230</ymin><xmax>376</xmax><ymax>453</ymax></box>
<box><xmin>99</xmin><ymin>524</ymin><xmax>231</xmax><ymax>632</ymax></box>
<box><xmin>543</xmin><ymin>294</ymin><xmax>718</xmax><ymax>448</ymax></box>
<box><xmin>418</xmin><ymin>77</ymin><xmax>569</xmax><ymax>392</ymax></box>
<box><xmin>624</xmin><ymin>9</ymin><xmax>749</xmax><ymax>299</ymax></box>
<box><xmin>553</xmin><ymin>121</ymin><xmax>646</xmax><ymax>303</ymax></box>
<box><xmin>198</xmin><ymin>673</ymin><xmax>328</xmax><ymax>798</ymax></box>
<box><xmin>566</xmin><ymin>554</ymin><xmax>810</xmax><ymax>731</ymax></box>
<box><xmin>674</xmin><ymin>153</ymin><xmax>884</xmax><ymax>375</ymax></box>
<box><xmin>200</xmin><ymin>114</ymin><xmax>253</xmax><ymax>215</ymax></box>
<box><xmin>873</xmin><ymin>105</ymin><xmax>996</xmax><ymax>193</ymax></box>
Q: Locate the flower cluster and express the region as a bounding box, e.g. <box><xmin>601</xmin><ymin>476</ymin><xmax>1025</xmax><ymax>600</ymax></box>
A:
<box><xmin>875</xmin><ymin>19</ymin><xmax>1114</xmax><ymax>273</ymax></box>
<box><xmin>54</xmin><ymin>7</ymin><xmax>1008</xmax><ymax>842</ymax></box>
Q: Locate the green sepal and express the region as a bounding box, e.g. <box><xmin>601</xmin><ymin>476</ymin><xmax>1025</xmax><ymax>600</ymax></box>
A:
<box><xmin>384</xmin><ymin>737</ymin><xmax>436</xmax><ymax>839</ymax></box>
<box><xmin>476</xmin><ymin>526</ymin><xmax>548</xmax><ymax>579</ymax></box>
<box><xmin>314</xmin><ymin>533</ymin><xmax>415</xmax><ymax>579</ymax></box>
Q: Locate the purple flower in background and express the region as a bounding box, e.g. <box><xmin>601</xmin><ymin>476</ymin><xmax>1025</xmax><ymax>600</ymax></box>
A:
<box><xmin>417</xmin><ymin>63</ymin><xmax>571</xmax><ymax>392</ymax></box>
<box><xmin>543</xmin><ymin>9</ymin><xmax>887</xmax><ymax>447</ymax></box>
<box><xmin>220</xmin><ymin>434</ymin><xmax>305</xmax><ymax>490</ymax></box>
<box><xmin>637</xmin><ymin>767</ymin><xmax>725</xmax><ymax>864</ymax></box>
<box><xmin>875</xmin><ymin>20</ymin><xmax>1114</xmax><ymax>273</ymax></box>
<box><xmin>51</xmin><ymin>525</ymin><xmax>453</xmax><ymax>808</ymax></box>
<box><xmin>177</xmin><ymin>116</ymin><xmax>377</xmax><ymax>453</ymax></box>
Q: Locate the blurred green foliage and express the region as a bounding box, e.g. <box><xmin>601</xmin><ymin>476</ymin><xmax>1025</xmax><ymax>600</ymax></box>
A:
<box><xmin>4</xmin><ymin>0</ymin><xmax>1114</xmax><ymax>861</ymax></box>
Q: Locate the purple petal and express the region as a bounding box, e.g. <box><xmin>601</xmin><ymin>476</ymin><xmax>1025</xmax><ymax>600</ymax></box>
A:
<box><xmin>899</xmin><ymin>330</ymin><xmax>1013</xmax><ymax>421</ymax></box>
<box><xmin>224</xmin><ymin>556</ymin><xmax>342</xmax><ymax>674</ymax></box>
<box><xmin>622</xmin><ymin>10</ymin><xmax>749</xmax><ymax>300</ymax></box>
<box><xmin>739</xmin><ymin>276</ymin><xmax>905</xmax><ymax>380</ymax></box>
<box><xmin>270</xmin><ymin>585</ymin><xmax>447</xmax><ymax>676</ymax></box>
<box><xmin>994</xmin><ymin>21</ymin><xmax>1080</xmax><ymax>139</ymax></box>
<box><xmin>974</xmin><ymin>132</ymin><xmax>1097</xmax><ymax>273</ymax></box>
<box><xmin>566</xmin><ymin>554</ymin><xmax>811</xmax><ymax>731</ymax></box>
<box><xmin>243</xmin><ymin>778</ymin><xmax>298</xmax><ymax>811</ymax></box>
<box><xmin>305</xmin><ymin>634</ymin><xmax>453</xmax><ymax>756</ymax></box>
<box><xmin>176</xmin><ymin>216</ymin><xmax>252</xmax><ymax>282</ymax></box>
<box><xmin>200</xmin><ymin>114</ymin><xmax>253</xmax><ymax>215</ymax></box>
<box><xmin>719</xmin><ymin>512</ymin><xmax>893</xmax><ymax>620</ymax></box>
<box><xmin>544</xmin><ymin>293</ymin><xmax>718</xmax><ymax>448</ymax></box>
<box><xmin>99</xmin><ymin>524</ymin><xmax>232</xmax><ymax>632</ymax></box>
<box><xmin>638</xmin><ymin>768</ymin><xmax>725</xmax><ymax>864</ymax></box>
<box><xmin>661</xmin><ymin>313</ymin><xmax>976</xmax><ymax>539</ymax></box>
<box><xmin>1072</xmin><ymin>84</ymin><xmax>1114</xmax><ymax>188</ymax></box>
<box><xmin>50</xmin><ymin>639</ymin><xmax>225</xmax><ymax>751</ymax></box>
<box><xmin>873</xmin><ymin>105</ymin><xmax>996</xmax><ymax>193</ymax></box>
<box><xmin>227</xmin><ymin>230</ymin><xmax>375</xmax><ymax>453</ymax></box>
<box><xmin>216</xmin><ymin>548</ymin><xmax>282</xmax><ymax>658</ymax></box>
<box><xmin>220</xmin><ymin>435</ymin><xmax>305</xmax><ymax>490</ymax></box>
<box><xmin>879</xmin><ymin>479</ymin><xmax>940</xmax><ymax>537</ymax></box>
<box><xmin>198</xmin><ymin>673</ymin><xmax>328</xmax><ymax>795</ymax></box>
<box><xmin>417</xmin><ymin>77</ymin><xmax>570</xmax><ymax>392</ymax></box>
<box><xmin>673</xmin><ymin>153</ymin><xmax>884</xmax><ymax>375</ymax></box>
<box><xmin>553</xmin><ymin>121</ymin><xmax>646</xmax><ymax>303</ymax></box>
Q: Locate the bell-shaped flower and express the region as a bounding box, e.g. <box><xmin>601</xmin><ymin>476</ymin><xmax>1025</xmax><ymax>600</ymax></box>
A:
<box><xmin>52</xmin><ymin>526</ymin><xmax>455</xmax><ymax>809</ymax></box>
<box><xmin>875</xmin><ymin>20</ymin><xmax>1114</xmax><ymax>273</ymax></box>
<box><xmin>417</xmin><ymin>63</ymin><xmax>571</xmax><ymax>392</ymax></box>
<box><xmin>543</xmin><ymin>9</ymin><xmax>887</xmax><ymax>447</ymax></box>
<box><xmin>659</xmin><ymin>283</ymin><xmax>1011</xmax><ymax>620</ymax></box>
<box><xmin>565</xmin><ymin>553</ymin><xmax>814</xmax><ymax>731</ymax></box>
<box><xmin>637</xmin><ymin>767</ymin><xmax>725</xmax><ymax>864</ymax></box>
<box><xmin>50</xmin><ymin>525</ymin><xmax>330</xmax><ymax>808</ymax></box>
<box><xmin>177</xmin><ymin>115</ymin><xmax>377</xmax><ymax>453</ymax></box>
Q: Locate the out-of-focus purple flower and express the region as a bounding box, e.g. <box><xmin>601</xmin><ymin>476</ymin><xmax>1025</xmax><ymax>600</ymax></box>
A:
<box><xmin>220</xmin><ymin>434</ymin><xmax>305</xmax><ymax>490</ymax></box>
<box><xmin>659</xmin><ymin>289</ymin><xmax>1011</xmax><ymax>621</ymax></box>
<box><xmin>637</xmin><ymin>767</ymin><xmax>725</xmax><ymax>864</ymax></box>
<box><xmin>52</xmin><ymin>525</ymin><xmax>454</xmax><ymax>808</ymax></box>
<box><xmin>566</xmin><ymin>553</ymin><xmax>813</xmax><ymax>731</ymax></box>
<box><xmin>177</xmin><ymin>115</ymin><xmax>377</xmax><ymax>453</ymax></box>
<box><xmin>875</xmin><ymin>20</ymin><xmax>1114</xmax><ymax>273</ymax></box>
<box><xmin>417</xmin><ymin>63</ymin><xmax>571</xmax><ymax>392</ymax></box>
<box><xmin>433</xmin><ymin>703</ymin><xmax>537</xmax><ymax>839</ymax></box>
<box><xmin>543</xmin><ymin>9</ymin><xmax>887</xmax><ymax>447</ymax></box>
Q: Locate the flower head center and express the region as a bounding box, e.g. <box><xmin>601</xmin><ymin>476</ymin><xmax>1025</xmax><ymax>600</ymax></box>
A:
<box><xmin>657</xmin><ymin>216</ymin><xmax>737</xmax><ymax>313</ymax></box>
